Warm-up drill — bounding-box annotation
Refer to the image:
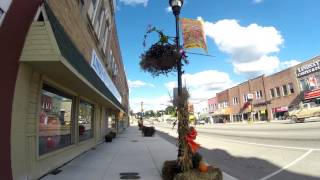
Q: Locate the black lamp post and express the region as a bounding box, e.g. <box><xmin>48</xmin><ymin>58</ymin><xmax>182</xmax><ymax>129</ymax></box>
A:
<box><xmin>169</xmin><ymin>0</ymin><xmax>184</xmax><ymax>98</ymax></box>
<box><xmin>169</xmin><ymin>0</ymin><xmax>185</xmax><ymax>161</ymax></box>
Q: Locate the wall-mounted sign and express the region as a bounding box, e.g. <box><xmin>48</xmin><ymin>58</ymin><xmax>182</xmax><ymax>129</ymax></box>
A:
<box><xmin>253</xmin><ymin>100</ymin><xmax>271</xmax><ymax>107</ymax></box>
<box><xmin>296</xmin><ymin>60</ymin><xmax>320</xmax><ymax>78</ymax></box>
<box><xmin>90</xmin><ymin>50</ymin><xmax>122</xmax><ymax>103</ymax></box>
<box><xmin>272</xmin><ymin>106</ymin><xmax>288</xmax><ymax>113</ymax></box>
<box><xmin>247</xmin><ymin>93</ymin><xmax>254</xmax><ymax>100</ymax></box>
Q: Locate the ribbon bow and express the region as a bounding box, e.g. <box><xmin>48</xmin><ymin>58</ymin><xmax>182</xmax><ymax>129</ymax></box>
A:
<box><xmin>185</xmin><ymin>127</ymin><xmax>200</xmax><ymax>153</ymax></box>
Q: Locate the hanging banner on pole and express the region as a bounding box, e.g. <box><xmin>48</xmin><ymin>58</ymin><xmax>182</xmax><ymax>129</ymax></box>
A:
<box><xmin>181</xmin><ymin>18</ymin><xmax>208</xmax><ymax>53</ymax></box>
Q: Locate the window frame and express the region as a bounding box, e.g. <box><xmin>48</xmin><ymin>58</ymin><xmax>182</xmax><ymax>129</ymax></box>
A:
<box><xmin>276</xmin><ymin>87</ymin><xmax>281</xmax><ymax>97</ymax></box>
<box><xmin>282</xmin><ymin>84</ymin><xmax>288</xmax><ymax>96</ymax></box>
<box><xmin>270</xmin><ymin>88</ymin><xmax>275</xmax><ymax>98</ymax></box>
<box><xmin>288</xmin><ymin>83</ymin><xmax>295</xmax><ymax>94</ymax></box>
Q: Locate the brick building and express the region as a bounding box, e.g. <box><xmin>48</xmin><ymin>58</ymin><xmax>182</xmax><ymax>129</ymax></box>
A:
<box><xmin>228</xmin><ymin>85</ymin><xmax>241</xmax><ymax>122</ymax></box>
<box><xmin>216</xmin><ymin>90</ymin><xmax>231</xmax><ymax>122</ymax></box>
<box><xmin>7</xmin><ymin>0</ymin><xmax>129</xmax><ymax>179</ymax></box>
<box><xmin>264</xmin><ymin>68</ymin><xmax>300</xmax><ymax>120</ymax></box>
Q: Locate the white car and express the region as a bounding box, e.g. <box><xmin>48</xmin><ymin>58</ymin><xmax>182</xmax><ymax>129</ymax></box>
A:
<box><xmin>196</xmin><ymin>119</ymin><xmax>205</xmax><ymax>125</ymax></box>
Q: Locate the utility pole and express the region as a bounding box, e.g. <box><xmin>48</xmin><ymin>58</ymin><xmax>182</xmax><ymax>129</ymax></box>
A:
<box><xmin>140</xmin><ymin>102</ymin><xmax>144</xmax><ymax>126</ymax></box>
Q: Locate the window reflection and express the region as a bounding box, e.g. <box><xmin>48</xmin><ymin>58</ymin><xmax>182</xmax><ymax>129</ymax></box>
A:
<box><xmin>39</xmin><ymin>84</ymin><xmax>73</xmax><ymax>155</ymax></box>
<box><xmin>79</xmin><ymin>100</ymin><xmax>94</xmax><ymax>141</ymax></box>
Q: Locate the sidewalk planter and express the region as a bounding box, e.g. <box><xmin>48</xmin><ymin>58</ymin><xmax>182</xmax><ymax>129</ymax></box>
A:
<box><xmin>110</xmin><ymin>131</ymin><xmax>116</xmax><ymax>138</ymax></box>
<box><xmin>104</xmin><ymin>134</ymin><xmax>113</xmax><ymax>142</ymax></box>
<box><xmin>162</xmin><ymin>160</ymin><xmax>181</xmax><ymax>180</ymax></box>
<box><xmin>173</xmin><ymin>167</ymin><xmax>223</xmax><ymax>180</ymax></box>
<box><xmin>141</xmin><ymin>126</ymin><xmax>155</xmax><ymax>137</ymax></box>
<box><xmin>162</xmin><ymin>159</ymin><xmax>222</xmax><ymax>180</ymax></box>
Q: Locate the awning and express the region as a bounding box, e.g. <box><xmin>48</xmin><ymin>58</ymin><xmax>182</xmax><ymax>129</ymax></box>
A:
<box><xmin>304</xmin><ymin>88</ymin><xmax>320</xmax><ymax>100</ymax></box>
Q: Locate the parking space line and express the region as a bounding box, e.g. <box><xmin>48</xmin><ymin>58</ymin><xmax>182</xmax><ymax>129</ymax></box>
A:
<box><xmin>258</xmin><ymin>149</ymin><xmax>314</xmax><ymax>180</ymax></box>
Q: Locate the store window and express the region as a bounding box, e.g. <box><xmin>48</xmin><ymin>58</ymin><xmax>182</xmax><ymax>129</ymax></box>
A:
<box><xmin>300</xmin><ymin>79</ymin><xmax>309</xmax><ymax>91</ymax></box>
<box><xmin>283</xmin><ymin>85</ymin><xmax>288</xmax><ymax>96</ymax></box>
<box><xmin>39</xmin><ymin>84</ymin><xmax>74</xmax><ymax>155</ymax></box>
<box><xmin>78</xmin><ymin>100</ymin><xmax>94</xmax><ymax>141</ymax></box>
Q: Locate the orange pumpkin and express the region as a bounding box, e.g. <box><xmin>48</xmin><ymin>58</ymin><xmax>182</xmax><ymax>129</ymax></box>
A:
<box><xmin>198</xmin><ymin>161</ymin><xmax>208</xmax><ymax>172</ymax></box>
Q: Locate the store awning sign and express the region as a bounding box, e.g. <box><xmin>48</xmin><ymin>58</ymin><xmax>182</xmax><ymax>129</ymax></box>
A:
<box><xmin>304</xmin><ymin>88</ymin><xmax>320</xmax><ymax>100</ymax></box>
<box><xmin>90</xmin><ymin>50</ymin><xmax>122</xmax><ymax>103</ymax></box>
<box><xmin>272</xmin><ymin>107</ymin><xmax>288</xmax><ymax>113</ymax></box>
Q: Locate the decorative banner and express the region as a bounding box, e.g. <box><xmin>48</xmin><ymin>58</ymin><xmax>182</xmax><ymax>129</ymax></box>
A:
<box><xmin>181</xmin><ymin>18</ymin><xmax>208</xmax><ymax>53</ymax></box>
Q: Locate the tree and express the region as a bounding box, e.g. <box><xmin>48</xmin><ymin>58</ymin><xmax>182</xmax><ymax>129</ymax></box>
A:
<box><xmin>165</xmin><ymin>105</ymin><xmax>176</xmax><ymax>116</ymax></box>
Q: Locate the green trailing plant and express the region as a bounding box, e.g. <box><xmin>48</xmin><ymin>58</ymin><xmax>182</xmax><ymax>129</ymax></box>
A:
<box><xmin>140</xmin><ymin>25</ymin><xmax>188</xmax><ymax>77</ymax></box>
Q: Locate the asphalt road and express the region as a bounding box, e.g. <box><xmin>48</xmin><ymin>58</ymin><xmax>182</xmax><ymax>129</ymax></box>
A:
<box><xmin>152</xmin><ymin>120</ymin><xmax>320</xmax><ymax>180</ymax></box>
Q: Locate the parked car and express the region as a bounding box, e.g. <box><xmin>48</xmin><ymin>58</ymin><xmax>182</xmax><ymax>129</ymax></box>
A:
<box><xmin>196</xmin><ymin>119</ymin><xmax>205</xmax><ymax>125</ymax></box>
<box><xmin>288</xmin><ymin>102</ymin><xmax>320</xmax><ymax>123</ymax></box>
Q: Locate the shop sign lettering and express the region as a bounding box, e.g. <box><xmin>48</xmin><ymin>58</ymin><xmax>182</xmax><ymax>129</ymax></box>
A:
<box><xmin>90</xmin><ymin>50</ymin><xmax>122</xmax><ymax>103</ymax></box>
<box><xmin>296</xmin><ymin>60</ymin><xmax>320</xmax><ymax>77</ymax></box>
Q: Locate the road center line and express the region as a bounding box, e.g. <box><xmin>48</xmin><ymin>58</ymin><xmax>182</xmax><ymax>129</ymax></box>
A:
<box><xmin>200</xmin><ymin>134</ymin><xmax>320</xmax><ymax>151</ymax></box>
<box><xmin>258</xmin><ymin>149</ymin><xmax>314</xmax><ymax>180</ymax></box>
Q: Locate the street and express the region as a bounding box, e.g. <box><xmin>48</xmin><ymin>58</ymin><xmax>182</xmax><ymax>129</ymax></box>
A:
<box><xmin>153</xmin><ymin>120</ymin><xmax>320</xmax><ymax>180</ymax></box>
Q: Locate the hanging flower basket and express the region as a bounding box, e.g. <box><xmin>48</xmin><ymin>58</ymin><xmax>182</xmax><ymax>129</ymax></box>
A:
<box><xmin>140</xmin><ymin>26</ymin><xmax>188</xmax><ymax>76</ymax></box>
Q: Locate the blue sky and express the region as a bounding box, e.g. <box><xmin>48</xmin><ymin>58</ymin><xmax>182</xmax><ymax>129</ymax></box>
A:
<box><xmin>115</xmin><ymin>0</ymin><xmax>320</xmax><ymax>112</ymax></box>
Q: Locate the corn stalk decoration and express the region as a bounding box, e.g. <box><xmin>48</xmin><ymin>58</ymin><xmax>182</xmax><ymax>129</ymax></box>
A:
<box><xmin>140</xmin><ymin>25</ymin><xmax>193</xmax><ymax>172</ymax></box>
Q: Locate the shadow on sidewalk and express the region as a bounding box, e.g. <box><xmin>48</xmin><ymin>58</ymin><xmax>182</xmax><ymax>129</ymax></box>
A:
<box><xmin>156</xmin><ymin>130</ymin><xmax>319</xmax><ymax>180</ymax></box>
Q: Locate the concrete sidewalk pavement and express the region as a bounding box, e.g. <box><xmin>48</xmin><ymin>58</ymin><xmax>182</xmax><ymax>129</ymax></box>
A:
<box><xmin>42</xmin><ymin>126</ymin><xmax>177</xmax><ymax>180</ymax></box>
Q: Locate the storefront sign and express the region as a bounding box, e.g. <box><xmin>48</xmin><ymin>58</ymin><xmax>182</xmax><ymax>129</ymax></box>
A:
<box><xmin>296</xmin><ymin>60</ymin><xmax>320</xmax><ymax>78</ymax></box>
<box><xmin>272</xmin><ymin>106</ymin><xmax>288</xmax><ymax>113</ymax></box>
<box><xmin>253</xmin><ymin>100</ymin><xmax>271</xmax><ymax>107</ymax></box>
<box><xmin>90</xmin><ymin>50</ymin><xmax>122</xmax><ymax>103</ymax></box>
<box><xmin>304</xmin><ymin>88</ymin><xmax>320</xmax><ymax>100</ymax></box>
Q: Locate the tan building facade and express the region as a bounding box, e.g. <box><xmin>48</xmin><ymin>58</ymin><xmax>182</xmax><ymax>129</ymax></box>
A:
<box><xmin>11</xmin><ymin>0</ymin><xmax>129</xmax><ymax>179</ymax></box>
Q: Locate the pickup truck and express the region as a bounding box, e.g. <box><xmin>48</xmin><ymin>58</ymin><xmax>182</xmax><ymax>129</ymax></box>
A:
<box><xmin>288</xmin><ymin>102</ymin><xmax>320</xmax><ymax>123</ymax></box>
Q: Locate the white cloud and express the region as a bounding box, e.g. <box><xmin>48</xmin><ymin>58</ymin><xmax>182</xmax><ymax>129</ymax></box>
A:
<box><xmin>130</xmin><ymin>95</ymin><xmax>171</xmax><ymax>113</ymax></box>
<box><xmin>128</xmin><ymin>80</ymin><xmax>154</xmax><ymax>89</ymax></box>
<box><xmin>199</xmin><ymin>17</ymin><xmax>284</xmax><ymax>77</ymax></box>
<box><xmin>253</xmin><ymin>0</ymin><xmax>263</xmax><ymax>4</ymax></box>
<box><xmin>166</xmin><ymin>6</ymin><xmax>172</xmax><ymax>12</ymax></box>
<box><xmin>119</xmin><ymin>0</ymin><xmax>148</xmax><ymax>7</ymax></box>
<box><xmin>165</xmin><ymin>70</ymin><xmax>235</xmax><ymax>103</ymax></box>
<box><xmin>277</xmin><ymin>60</ymin><xmax>301</xmax><ymax>72</ymax></box>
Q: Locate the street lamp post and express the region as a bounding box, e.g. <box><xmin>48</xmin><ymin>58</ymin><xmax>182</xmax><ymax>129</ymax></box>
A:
<box><xmin>169</xmin><ymin>0</ymin><xmax>191</xmax><ymax>168</ymax></box>
<box><xmin>169</xmin><ymin>0</ymin><xmax>183</xmax><ymax>98</ymax></box>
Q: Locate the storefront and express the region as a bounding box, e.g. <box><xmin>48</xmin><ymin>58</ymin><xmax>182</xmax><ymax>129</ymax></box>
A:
<box><xmin>272</xmin><ymin>106</ymin><xmax>288</xmax><ymax>120</ymax></box>
<box><xmin>10</xmin><ymin>3</ymin><xmax>128</xmax><ymax>179</ymax></box>
<box><xmin>296</xmin><ymin>57</ymin><xmax>320</xmax><ymax>102</ymax></box>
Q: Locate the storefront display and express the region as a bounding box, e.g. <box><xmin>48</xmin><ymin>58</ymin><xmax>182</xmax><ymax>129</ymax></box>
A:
<box><xmin>39</xmin><ymin>84</ymin><xmax>73</xmax><ymax>155</ymax></box>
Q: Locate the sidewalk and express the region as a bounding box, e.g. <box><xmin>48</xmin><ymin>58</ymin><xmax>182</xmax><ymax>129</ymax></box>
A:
<box><xmin>42</xmin><ymin>126</ymin><xmax>176</xmax><ymax>180</ymax></box>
